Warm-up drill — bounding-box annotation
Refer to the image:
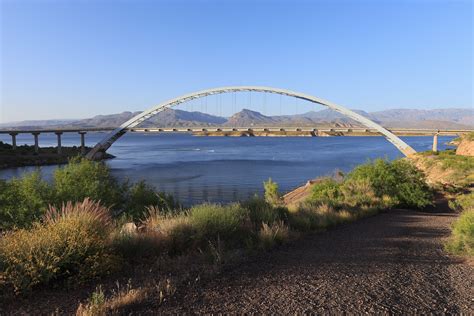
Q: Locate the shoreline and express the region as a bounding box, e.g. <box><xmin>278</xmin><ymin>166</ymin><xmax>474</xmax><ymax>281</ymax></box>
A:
<box><xmin>192</xmin><ymin>130</ymin><xmax>443</xmax><ymax>137</ymax></box>
<box><xmin>0</xmin><ymin>144</ymin><xmax>114</xmax><ymax>169</ymax></box>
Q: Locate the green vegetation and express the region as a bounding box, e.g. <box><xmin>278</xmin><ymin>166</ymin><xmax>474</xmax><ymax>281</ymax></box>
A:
<box><xmin>0</xmin><ymin>157</ymin><xmax>440</xmax><ymax>294</ymax></box>
<box><xmin>309</xmin><ymin>178</ymin><xmax>343</xmax><ymax>207</ymax></box>
<box><xmin>263</xmin><ymin>178</ymin><xmax>281</xmax><ymax>206</ymax></box>
<box><xmin>308</xmin><ymin>159</ymin><xmax>433</xmax><ymax>209</ymax></box>
<box><xmin>0</xmin><ymin>171</ymin><xmax>52</xmax><ymax>230</ymax></box>
<box><xmin>0</xmin><ymin>158</ymin><xmax>177</xmax><ymax>230</ymax></box>
<box><xmin>53</xmin><ymin>157</ymin><xmax>126</xmax><ymax>207</ymax></box>
<box><xmin>417</xmin><ymin>149</ymin><xmax>474</xmax><ymax>188</ymax></box>
<box><xmin>189</xmin><ymin>203</ymin><xmax>248</xmax><ymax>245</ymax></box>
<box><xmin>446</xmin><ymin>192</ymin><xmax>474</xmax><ymax>257</ymax></box>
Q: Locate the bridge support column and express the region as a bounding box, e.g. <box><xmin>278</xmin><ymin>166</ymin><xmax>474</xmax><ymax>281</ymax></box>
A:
<box><xmin>432</xmin><ymin>133</ymin><xmax>439</xmax><ymax>153</ymax></box>
<box><xmin>79</xmin><ymin>132</ymin><xmax>86</xmax><ymax>155</ymax></box>
<box><xmin>55</xmin><ymin>132</ymin><xmax>63</xmax><ymax>154</ymax></box>
<box><xmin>9</xmin><ymin>132</ymin><xmax>18</xmax><ymax>151</ymax></box>
<box><xmin>32</xmin><ymin>132</ymin><xmax>40</xmax><ymax>154</ymax></box>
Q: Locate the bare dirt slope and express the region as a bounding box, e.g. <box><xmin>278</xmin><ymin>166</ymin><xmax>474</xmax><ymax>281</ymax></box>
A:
<box><xmin>156</xmin><ymin>208</ymin><xmax>473</xmax><ymax>314</ymax></box>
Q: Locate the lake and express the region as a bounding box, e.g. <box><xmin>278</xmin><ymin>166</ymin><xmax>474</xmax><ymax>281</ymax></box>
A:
<box><xmin>0</xmin><ymin>133</ymin><xmax>455</xmax><ymax>205</ymax></box>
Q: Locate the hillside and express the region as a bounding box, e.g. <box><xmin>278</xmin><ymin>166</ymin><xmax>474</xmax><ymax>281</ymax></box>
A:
<box><xmin>1</xmin><ymin>108</ymin><xmax>472</xmax><ymax>130</ymax></box>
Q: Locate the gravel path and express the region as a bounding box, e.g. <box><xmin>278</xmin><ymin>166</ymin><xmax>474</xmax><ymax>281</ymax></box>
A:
<box><xmin>159</xmin><ymin>209</ymin><xmax>473</xmax><ymax>314</ymax></box>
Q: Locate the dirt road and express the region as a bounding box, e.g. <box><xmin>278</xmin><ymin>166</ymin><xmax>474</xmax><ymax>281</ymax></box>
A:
<box><xmin>158</xmin><ymin>209</ymin><xmax>473</xmax><ymax>314</ymax></box>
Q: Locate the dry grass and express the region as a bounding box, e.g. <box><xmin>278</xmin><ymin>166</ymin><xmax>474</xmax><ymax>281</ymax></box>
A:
<box><xmin>258</xmin><ymin>221</ymin><xmax>289</xmax><ymax>250</ymax></box>
<box><xmin>76</xmin><ymin>279</ymin><xmax>176</xmax><ymax>316</ymax></box>
<box><xmin>45</xmin><ymin>198</ymin><xmax>112</xmax><ymax>227</ymax></box>
<box><xmin>0</xmin><ymin>199</ymin><xmax>118</xmax><ymax>293</ymax></box>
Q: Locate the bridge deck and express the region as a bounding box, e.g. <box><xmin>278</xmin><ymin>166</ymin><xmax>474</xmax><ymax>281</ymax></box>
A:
<box><xmin>0</xmin><ymin>127</ymin><xmax>470</xmax><ymax>136</ymax></box>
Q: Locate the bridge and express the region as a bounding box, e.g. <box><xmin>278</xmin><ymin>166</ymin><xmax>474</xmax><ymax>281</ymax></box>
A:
<box><xmin>0</xmin><ymin>126</ymin><xmax>470</xmax><ymax>155</ymax></box>
<box><xmin>1</xmin><ymin>86</ymin><xmax>471</xmax><ymax>157</ymax></box>
<box><xmin>127</xmin><ymin>127</ymin><xmax>470</xmax><ymax>135</ymax></box>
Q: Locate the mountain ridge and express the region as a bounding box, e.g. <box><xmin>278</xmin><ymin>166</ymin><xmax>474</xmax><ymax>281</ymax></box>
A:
<box><xmin>1</xmin><ymin>108</ymin><xmax>472</xmax><ymax>130</ymax></box>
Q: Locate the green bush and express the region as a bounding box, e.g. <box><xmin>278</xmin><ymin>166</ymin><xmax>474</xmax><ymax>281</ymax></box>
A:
<box><xmin>340</xmin><ymin>177</ymin><xmax>383</xmax><ymax>208</ymax></box>
<box><xmin>0</xmin><ymin>171</ymin><xmax>52</xmax><ymax>230</ymax></box>
<box><xmin>263</xmin><ymin>178</ymin><xmax>281</xmax><ymax>206</ymax></box>
<box><xmin>0</xmin><ymin>199</ymin><xmax>118</xmax><ymax>292</ymax></box>
<box><xmin>189</xmin><ymin>203</ymin><xmax>248</xmax><ymax>244</ymax></box>
<box><xmin>53</xmin><ymin>157</ymin><xmax>126</xmax><ymax>208</ymax></box>
<box><xmin>346</xmin><ymin>159</ymin><xmax>432</xmax><ymax>209</ymax></box>
<box><xmin>241</xmin><ymin>197</ymin><xmax>288</xmax><ymax>230</ymax></box>
<box><xmin>123</xmin><ymin>181</ymin><xmax>178</xmax><ymax>220</ymax></box>
<box><xmin>308</xmin><ymin>178</ymin><xmax>343</xmax><ymax>207</ymax></box>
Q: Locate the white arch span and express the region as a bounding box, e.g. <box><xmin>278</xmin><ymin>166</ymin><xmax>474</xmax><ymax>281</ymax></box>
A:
<box><xmin>86</xmin><ymin>86</ymin><xmax>417</xmax><ymax>159</ymax></box>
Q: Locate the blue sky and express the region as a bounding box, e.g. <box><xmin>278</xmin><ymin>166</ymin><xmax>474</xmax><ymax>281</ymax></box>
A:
<box><xmin>0</xmin><ymin>0</ymin><xmax>472</xmax><ymax>122</ymax></box>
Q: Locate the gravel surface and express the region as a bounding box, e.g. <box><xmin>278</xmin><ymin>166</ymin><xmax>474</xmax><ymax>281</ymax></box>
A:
<box><xmin>159</xmin><ymin>209</ymin><xmax>473</xmax><ymax>314</ymax></box>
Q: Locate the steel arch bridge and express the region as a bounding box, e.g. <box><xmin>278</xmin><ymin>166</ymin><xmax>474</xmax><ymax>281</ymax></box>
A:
<box><xmin>86</xmin><ymin>86</ymin><xmax>417</xmax><ymax>159</ymax></box>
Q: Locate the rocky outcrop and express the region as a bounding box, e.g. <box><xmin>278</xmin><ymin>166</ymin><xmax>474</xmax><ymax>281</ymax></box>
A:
<box><xmin>456</xmin><ymin>135</ymin><xmax>474</xmax><ymax>157</ymax></box>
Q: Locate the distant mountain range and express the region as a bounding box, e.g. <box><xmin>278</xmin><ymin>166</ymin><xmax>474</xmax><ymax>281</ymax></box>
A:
<box><xmin>1</xmin><ymin>108</ymin><xmax>472</xmax><ymax>130</ymax></box>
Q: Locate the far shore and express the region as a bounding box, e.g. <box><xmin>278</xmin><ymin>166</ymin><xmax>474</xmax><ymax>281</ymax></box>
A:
<box><xmin>191</xmin><ymin>130</ymin><xmax>443</xmax><ymax>137</ymax></box>
<box><xmin>0</xmin><ymin>142</ymin><xmax>113</xmax><ymax>169</ymax></box>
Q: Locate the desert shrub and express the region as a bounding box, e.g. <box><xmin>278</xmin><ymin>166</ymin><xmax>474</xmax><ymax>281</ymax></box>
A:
<box><xmin>112</xmin><ymin>230</ymin><xmax>165</xmax><ymax>260</ymax></box>
<box><xmin>445</xmin><ymin>209</ymin><xmax>474</xmax><ymax>256</ymax></box>
<box><xmin>0</xmin><ymin>199</ymin><xmax>118</xmax><ymax>292</ymax></box>
<box><xmin>307</xmin><ymin>178</ymin><xmax>343</xmax><ymax>207</ymax></box>
<box><xmin>289</xmin><ymin>202</ymin><xmax>362</xmax><ymax>232</ymax></box>
<box><xmin>242</xmin><ymin>197</ymin><xmax>288</xmax><ymax>231</ymax></box>
<box><xmin>287</xmin><ymin>204</ymin><xmax>326</xmax><ymax>232</ymax></box>
<box><xmin>143</xmin><ymin>207</ymin><xmax>196</xmax><ymax>254</ymax></box>
<box><xmin>449</xmin><ymin>192</ymin><xmax>474</xmax><ymax>212</ymax></box>
<box><xmin>189</xmin><ymin>203</ymin><xmax>248</xmax><ymax>244</ymax></box>
<box><xmin>53</xmin><ymin>157</ymin><xmax>126</xmax><ymax>208</ymax></box>
<box><xmin>313</xmin><ymin>204</ymin><xmax>353</xmax><ymax>228</ymax></box>
<box><xmin>0</xmin><ymin>171</ymin><xmax>52</xmax><ymax>230</ymax></box>
<box><xmin>287</xmin><ymin>209</ymin><xmax>317</xmax><ymax>231</ymax></box>
<box><xmin>263</xmin><ymin>178</ymin><xmax>281</xmax><ymax>206</ymax></box>
<box><xmin>123</xmin><ymin>181</ymin><xmax>178</xmax><ymax>220</ymax></box>
<box><xmin>258</xmin><ymin>221</ymin><xmax>289</xmax><ymax>250</ymax></box>
<box><xmin>346</xmin><ymin>159</ymin><xmax>432</xmax><ymax>209</ymax></box>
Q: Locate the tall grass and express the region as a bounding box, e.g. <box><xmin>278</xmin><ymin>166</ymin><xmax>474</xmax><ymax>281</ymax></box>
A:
<box><xmin>0</xmin><ymin>199</ymin><xmax>118</xmax><ymax>293</ymax></box>
<box><xmin>189</xmin><ymin>203</ymin><xmax>249</xmax><ymax>244</ymax></box>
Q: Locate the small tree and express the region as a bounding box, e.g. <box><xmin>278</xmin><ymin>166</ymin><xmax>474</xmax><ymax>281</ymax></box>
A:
<box><xmin>264</xmin><ymin>178</ymin><xmax>281</xmax><ymax>206</ymax></box>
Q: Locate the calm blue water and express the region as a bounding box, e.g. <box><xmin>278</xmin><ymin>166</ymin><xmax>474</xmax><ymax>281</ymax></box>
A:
<box><xmin>0</xmin><ymin>133</ymin><xmax>455</xmax><ymax>205</ymax></box>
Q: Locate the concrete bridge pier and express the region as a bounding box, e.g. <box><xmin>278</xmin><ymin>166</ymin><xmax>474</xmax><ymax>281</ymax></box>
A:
<box><xmin>79</xmin><ymin>132</ymin><xmax>87</xmax><ymax>155</ymax></box>
<box><xmin>432</xmin><ymin>133</ymin><xmax>439</xmax><ymax>152</ymax></box>
<box><xmin>55</xmin><ymin>132</ymin><xmax>63</xmax><ymax>154</ymax></box>
<box><xmin>9</xmin><ymin>132</ymin><xmax>18</xmax><ymax>151</ymax></box>
<box><xmin>32</xmin><ymin>132</ymin><xmax>40</xmax><ymax>154</ymax></box>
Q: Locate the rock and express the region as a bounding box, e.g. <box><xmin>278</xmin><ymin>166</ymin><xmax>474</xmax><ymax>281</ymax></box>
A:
<box><xmin>120</xmin><ymin>222</ymin><xmax>137</xmax><ymax>235</ymax></box>
<box><xmin>456</xmin><ymin>135</ymin><xmax>474</xmax><ymax>156</ymax></box>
